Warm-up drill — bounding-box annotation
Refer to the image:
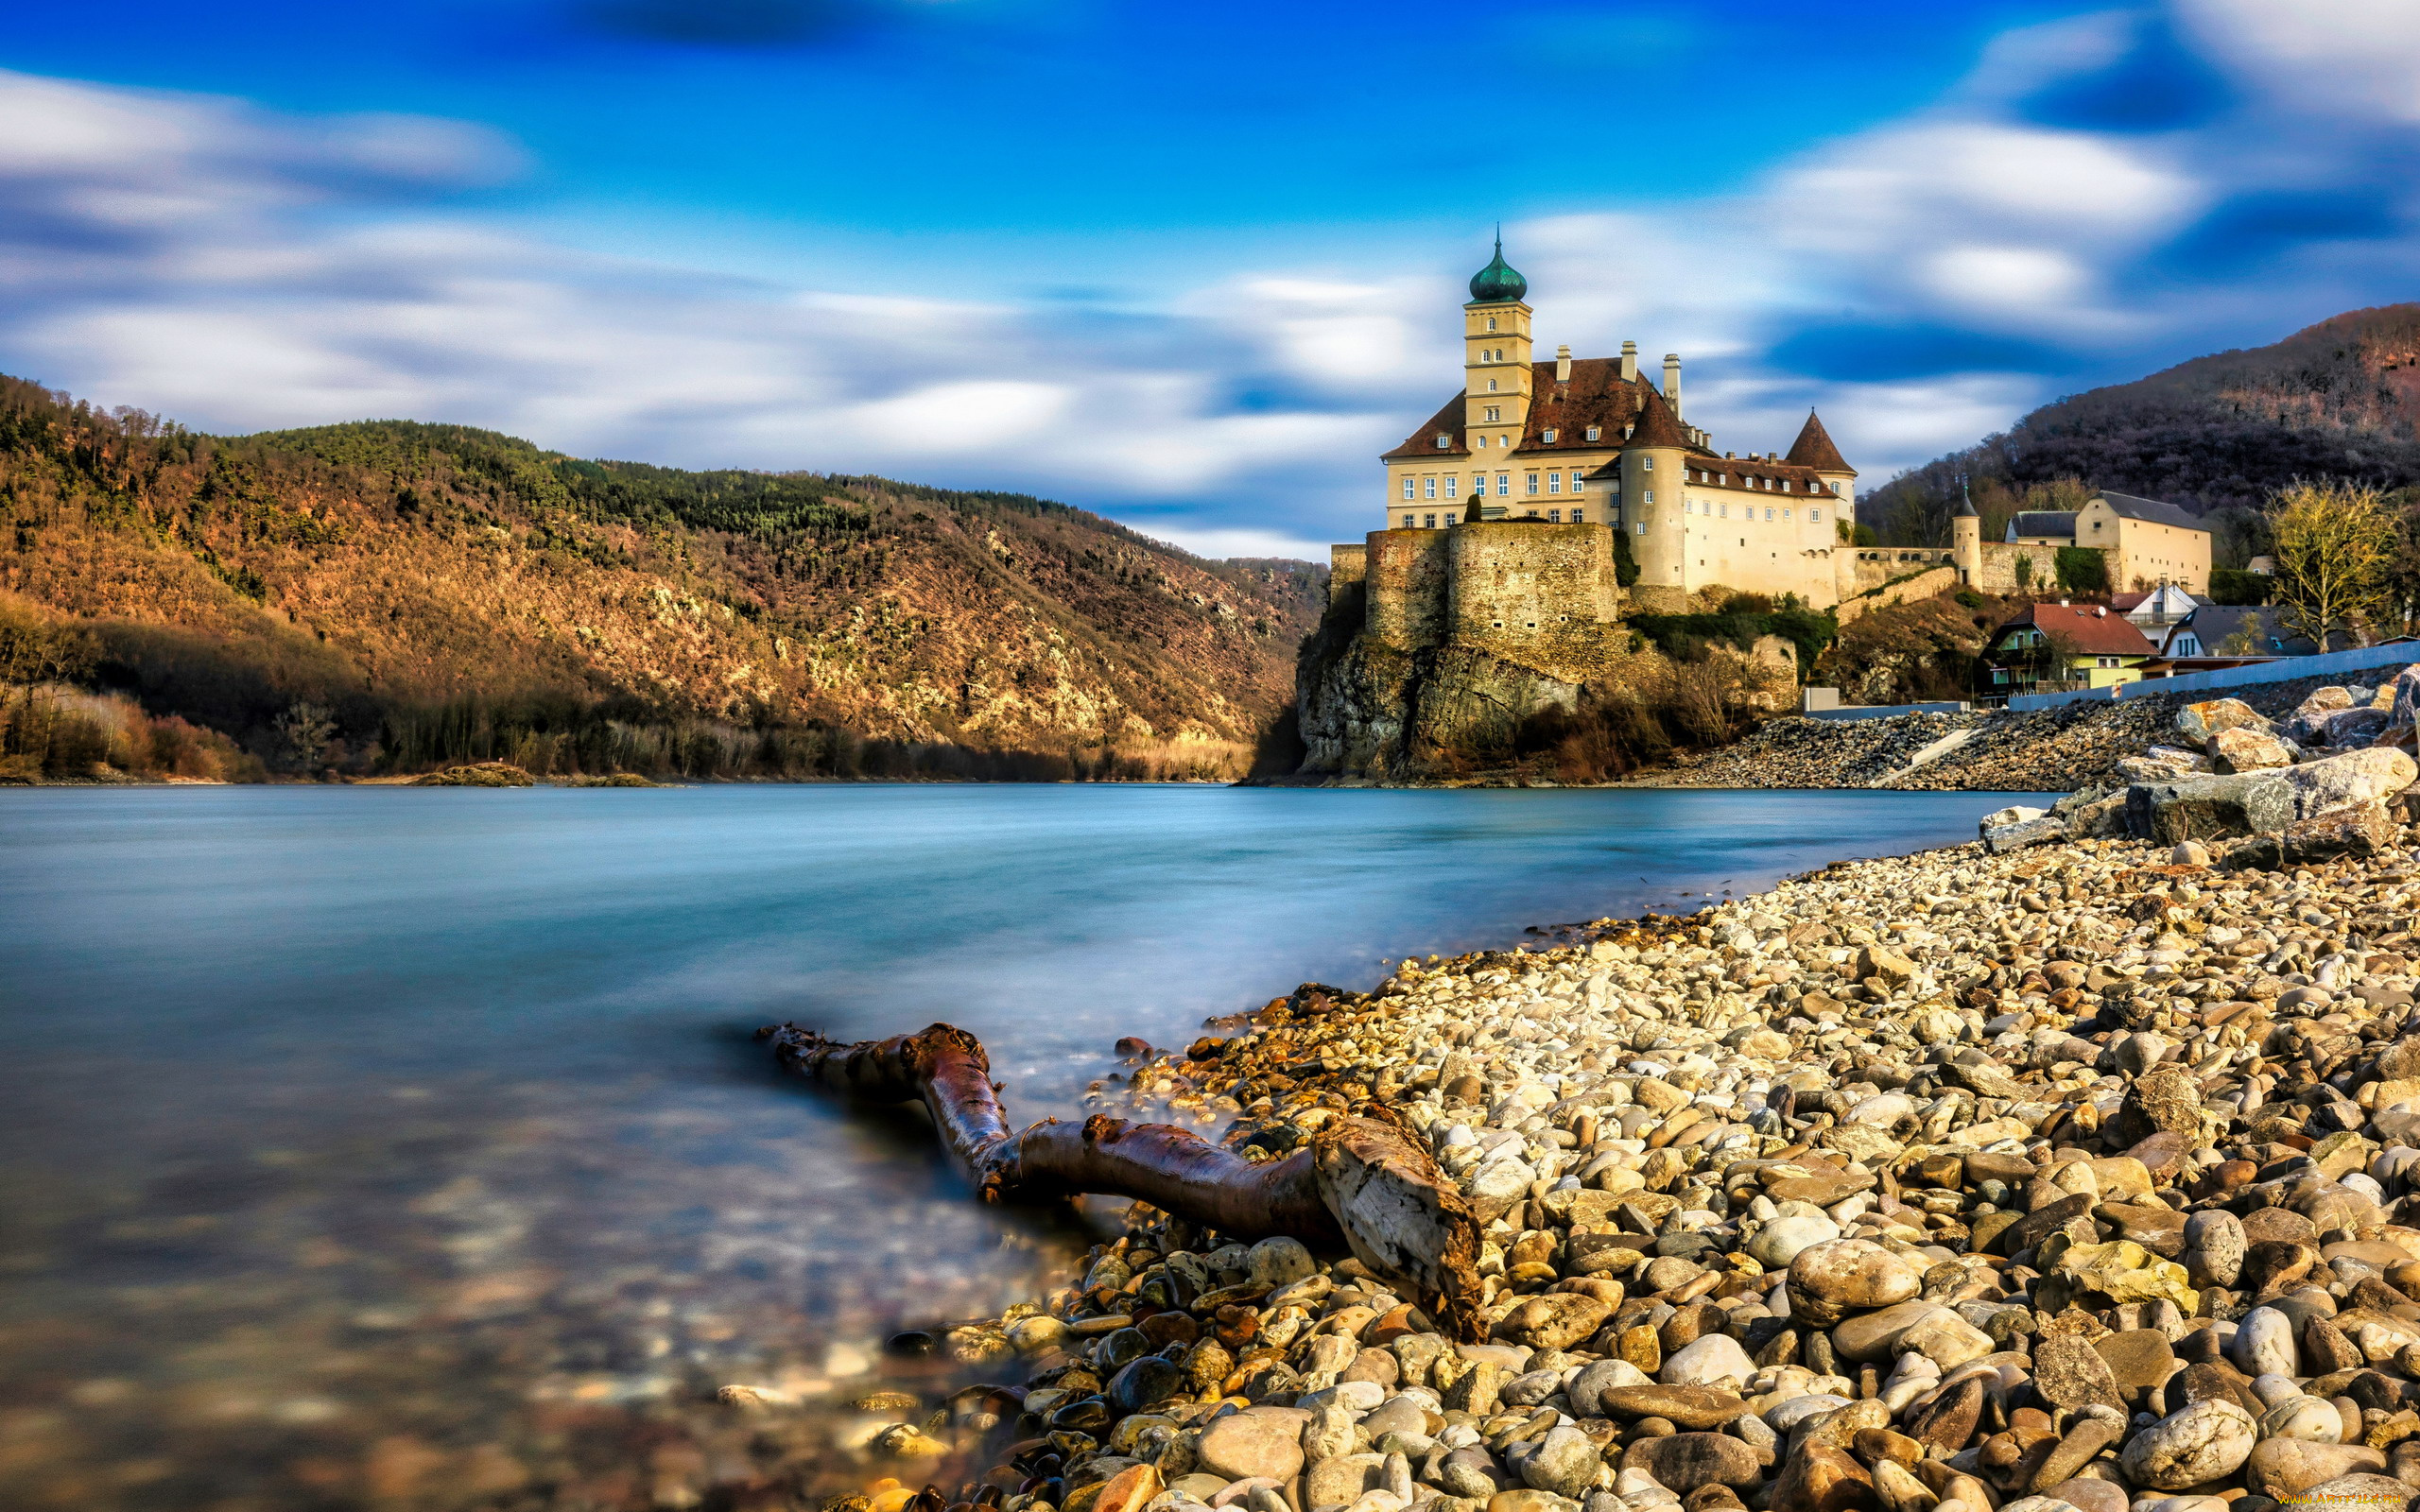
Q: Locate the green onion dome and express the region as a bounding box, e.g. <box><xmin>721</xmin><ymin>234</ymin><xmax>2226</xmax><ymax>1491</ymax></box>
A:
<box><xmin>1467</xmin><ymin>235</ymin><xmax>1527</xmax><ymax>304</ymax></box>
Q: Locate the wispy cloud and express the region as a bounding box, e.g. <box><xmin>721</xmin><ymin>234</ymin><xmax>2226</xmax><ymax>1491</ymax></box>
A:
<box><xmin>5</xmin><ymin>2</ymin><xmax>2420</xmax><ymax>559</ymax></box>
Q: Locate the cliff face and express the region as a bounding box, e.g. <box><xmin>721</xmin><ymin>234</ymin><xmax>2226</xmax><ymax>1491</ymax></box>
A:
<box><xmin>0</xmin><ymin>378</ymin><xmax>1326</xmax><ymax>778</ymax></box>
<box><xmin>1293</xmin><ymin>584</ymin><xmax>1586</xmax><ymax>781</ymax></box>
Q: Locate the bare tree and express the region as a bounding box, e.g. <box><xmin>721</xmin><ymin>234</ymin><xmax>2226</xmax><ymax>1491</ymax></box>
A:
<box><xmin>2266</xmin><ymin>481</ymin><xmax>2398</xmax><ymax>650</ymax></box>
<box><xmin>273</xmin><ymin>699</ymin><xmax>338</xmax><ymax>771</ymax></box>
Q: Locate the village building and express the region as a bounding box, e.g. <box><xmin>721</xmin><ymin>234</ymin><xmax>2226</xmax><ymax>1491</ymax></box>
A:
<box><xmin>1979</xmin><ymin>601</ymin><xmax>2158</xmax><ymax>696</ymax></box>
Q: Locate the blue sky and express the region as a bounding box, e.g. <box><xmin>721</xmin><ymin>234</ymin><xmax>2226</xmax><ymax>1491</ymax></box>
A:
<box><xmin>4</xmin><ymin>0</ymin><xmax>2418</xmax><ymax>557</ymax></box>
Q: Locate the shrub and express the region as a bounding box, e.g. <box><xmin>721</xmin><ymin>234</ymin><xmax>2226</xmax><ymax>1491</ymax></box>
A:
<box><xmin>2207</xmin><ymin>567</ymin><xmax>2269</xmax><ymax>606</ymax></box>
<box><xmin>2054</xmin><ymin>547</ymin><xmax>2109</xmax><ymax>593</ymax></box>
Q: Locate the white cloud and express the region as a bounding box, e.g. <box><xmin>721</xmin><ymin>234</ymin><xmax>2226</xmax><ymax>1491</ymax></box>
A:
<box><xmin>2178</xmin><ymin>0</ymin><xmax>2420</xmax><ymax>124</ymax></box>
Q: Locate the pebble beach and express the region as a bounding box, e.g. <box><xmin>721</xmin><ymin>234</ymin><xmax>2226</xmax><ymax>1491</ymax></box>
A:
<box><xmin>786</xmin><ymin>704</ymin><xmax>2420</xmax><ymax>1512</ymax></box>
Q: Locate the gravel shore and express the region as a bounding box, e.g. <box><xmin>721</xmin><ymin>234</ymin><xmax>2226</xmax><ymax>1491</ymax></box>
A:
<box><xmin>787</xmin><ymin>803</ymin><xmax>2420</xmax><ymax>1512</ymax></box>
<box><xmin>1634</xmin><ymin>670</ymin><xmax>2411</xmax><ymax>793</ymax></box>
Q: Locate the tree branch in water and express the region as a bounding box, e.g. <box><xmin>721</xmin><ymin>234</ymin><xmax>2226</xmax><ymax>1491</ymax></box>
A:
<box><xmin>756</xmin><ymin>1022</ymin><xmax>1483</xmax><ymax>1339</ymax></box>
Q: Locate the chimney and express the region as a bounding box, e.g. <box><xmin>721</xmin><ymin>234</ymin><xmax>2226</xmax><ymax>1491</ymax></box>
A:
<box><xmin>1618</xmin><ymin>341</ymin><xmax>1638</xmax><ymax>383</ymax></box>
<box><xmin>1555</xmin><ymin>344</ymin><xmax>1572</xmax><ymax>383</ymax></box>
<box><xmin>1663</xmin><ymin>353</ymin><xmax>1682</xmax><ymax>420</ymax></box>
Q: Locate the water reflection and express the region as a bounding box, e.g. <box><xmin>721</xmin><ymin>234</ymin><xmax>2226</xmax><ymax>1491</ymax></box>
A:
<box><xmin>0</xmin><ymin>784</ymin><xmax>2030</xmax><ymax>1509</ymax></box>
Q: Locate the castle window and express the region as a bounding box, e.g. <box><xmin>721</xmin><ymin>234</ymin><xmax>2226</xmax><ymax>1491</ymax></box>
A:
<box><xmin>1542</xmin><ymin>428</ymin><xmax>1557</xmax><ymax>443</ymax></box>
<box><xmin>1765</xmin><ymin>508</ymin><xmax>1774</xmax><ymax>521</ymax></box>
<box><xmin>1487</xmin><ymin>379</ymin><xmax>1498</xmax><ymax>392</ymax></box>
<box><xmin>1424</xmin><ymin>477</ymin><xmax>1437</xmax><ymax>498</ymax></box>
<box><xmin>1810</xmin><ymin>508</ymin><xmax>1822</xmax><ymax>522</ymax></box>
<box><xmin>1483</xmin><ymin>406</ymin><xmax>1500</xmax><ymax>421</ymax></box>
<box><xmin>1526</xmin><ymin>474</ymin><xmax>1540</xmax><ymax>495</ymax></box>
<box><xmin>1444</xmin><ymin>477</ymin><xmax>1458</xmax><ymax>498</ymax></box>
<box><xmin>1783</xmin><ymin>508</ymin><xmax>1791</xmax><ymax>520</ymax></box>
<box><xmin>1641</xmin><ymin>456</ymin><xmax>1653</xmax><ymax>471</ymax></box>
<box><xmin>1402</xmin><ymin>514</ymin><xmax>1415</xmax><ymax>528</ymax></box>
<box><xmin>1547</xmin><ymin>472</ymin><xmax>1561</xmax><ymax>493</ymax></box>
<box><xmin>1569</xmin><ymin>472</ymin><xmax>1585</xmax><ymax>492</ymax></box>
<box><xmin>1402</xmin><ymin>478</ymin><xmax>1414</xmax><ymax>500</ymax></box>
<box><xmin>1424</xmin><ymin>514</ymin><xmax>1437</xmax><ymax>529</ymax></box>
<box><xmin>1636</xmin><ymin>523</ymin><xmax>1646</xmax><ymax>535</ymax></box>
<box><xmin>1585</xmin><ymin>426</ymin><xmax>1600</xmax><ymax>441</ymax></box>
<box><xmin>1570</xmin><ymin>508</ymin><xmax>1584</xmax><ymax>523</ymax></box>
<box><xmin>1496</xmin><ymin>473</ymin><xmax>1510</xmax><ymax>493</ymax></box>
<box><xmin>1643</xmin><ymin>490</ymin><xmax>1653</xmax><ymax>504</ymax></box>
<box><xmin>1436</xmin><ymin>434</ymin><xmax>1450</xmax><ymax>448</ymax></box>
<box><xmin>1719</xmin><ymin>504</ymin><xmax>1728</xmax><ymax>518</ymax></box>
<box><xmin>1548</xmin><ymin>508</ymin><xmax>1562</xmax><ymax>523</ymax></box>
<box><xmin>1486</xmin><ymin>317</ymin><xmax>1497</xmax><ymax>331</ymax></box>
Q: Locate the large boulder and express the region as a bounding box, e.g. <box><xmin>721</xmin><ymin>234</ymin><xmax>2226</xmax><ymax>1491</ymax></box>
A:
<box><xmin>2225</xmin><ymin>801</ymin><xmax>2402</xmax><ymax>871</ymax></box>
<box><xmin>2212</xmin><ymin>726</ymin><xmax>2296</xmax><ymax>772</ymax></box>
<box><xmin>2281</xmin><ymin>747</ymin><xmax>2417</xmax><ymax>819</ymax></box>
<box><xmin>2126</xmin><ymin>772</ymin><xmax>2294</xmax><ymax>843</ymax></box>
<box><xmin>2377</xmin><ymin>663</ymin><xmax>2420</xmax><ymax>751</ymax></box>
<box><xmin>1984</xmin><ymin>816</ymin><xmax>2068</xmax><ymax>853</ymax></box>
<box><xmin>2323</xmin><ymin>706</ymin><xmax>2392</xmax><ymax>747</ymax></box>
<box><xmin>2178</xmin><ymin>697</ymin><xmax>2270</xmax><ymax>747</ymax></box>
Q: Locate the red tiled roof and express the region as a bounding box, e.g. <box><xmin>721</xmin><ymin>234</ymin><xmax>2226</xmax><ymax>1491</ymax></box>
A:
<box><xmin>1785</xmin><ymin>410</ymin><xmax>1855</xmax><ymax>475</ymax></box>
<box><xmin>1381</xmin><ymin>395</ymin><xmax>1471</xmax><ymax>460</ymax></box>
<box><xmin>1626</xmin><ymin>386</ymin><xmax>1692</xmax><ymax>449</ymax></box>
<box><xmin>1996</xmin><ymin>602</ymin><xmax>2158</xmax><ymax>656</ymax></box>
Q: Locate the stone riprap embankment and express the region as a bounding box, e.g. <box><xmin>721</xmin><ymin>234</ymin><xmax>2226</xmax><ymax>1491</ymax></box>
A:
<box><xmin>777</xmin><ymin>679</ymin><xmax>2420</xmax><ymax>1512</ymax></box>
<box><xmin>1639</xmin><ymin>664</ymin><xmax>2419</xmax><ymax>793</ymax></box>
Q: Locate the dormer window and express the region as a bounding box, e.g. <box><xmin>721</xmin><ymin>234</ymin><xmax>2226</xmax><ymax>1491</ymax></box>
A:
<box><xmin>1585</xmin><ymin>426</ymin><xmax>1600</xmax><ymax>441</ymax></box>
<box><xmin>1436</xmin><ymin>434</ymin><xmax>1451</xmax><ymax>448</ymax></box>
<box><xmin>1542</xmin><ymin>428</ymin><xmax>1557</xmax><ymax>443</ymax></box>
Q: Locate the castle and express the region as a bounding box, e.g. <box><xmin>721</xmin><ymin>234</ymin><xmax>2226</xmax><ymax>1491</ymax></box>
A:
<box><xmin>1323</xmin><ymin>243</ymin><xmax>2212</xmax><ymax>658</ymax></box>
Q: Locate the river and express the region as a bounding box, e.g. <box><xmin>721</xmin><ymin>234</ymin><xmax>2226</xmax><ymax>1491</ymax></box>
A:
<box><xmin>0</xmin><ymin>782</ymin><xmax>2031</xmax><ymax>1510</ymax></box>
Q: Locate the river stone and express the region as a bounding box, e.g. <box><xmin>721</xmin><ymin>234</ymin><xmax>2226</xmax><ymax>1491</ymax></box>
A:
<box><xmin>1749</xmin><ymin>1215</ymin><xmax>1841</xmax><ymax>1269</ymax></box>
<box><xmin>1508</xmin><ymin>1294</ymin><xmax>1613</xmax><ymax>1352</ymax></box>
<box><xmin>1661</xmin><ymin>1333</ymin><xmax>1755</xmax><ymax>1388</ymax></box>
<box><xmin>2184</xmin><ymin>1211</ymin><xmax>2246</xmax><ymax>1287</ymax></box>
<box><xmin>2233</xmin><ymin>1306</ymin><xmax>2298</xmax><ymax>1378</ymax></box>
<box><xmin>1514</xmin><ymin>1428</ymin><xmax>1601</xmax><ymax>1500</ymax></box>
<box><xmin>2244</xmin><ymin>1439</ymin><xmax>2390</xmax><ymax>1499</ymax></box>
<box><xmin>1831</xmin><ymin>1301</ymin><xmax>1946</xmax><ymax>1365</ymax></box>
<box><xmin>2262</xmin><ymin>1396</ymin><xmax>2346</xmax><ymax>1443</ymax></box>
<box><xmin>2119</xmin><ymin>1399</ymin><xmax>2256</xmax><ymax>1490</ymax></box>
<box><xmin>1487</xmin><ymin>1493</ymin><xmax>1581</xmax><ymax>1512</ymax></box>
<box><xmin>1567</xmin><ymin>1361</ymin><xmax>1651</xmax><ymax>1417</ymax></box>
<box><xmin>1597</xmin><ymin>1385</ymin><xmax>1754</xmax><ymax>1431</ymax></box>
<box><xmin>2119</xmin><ymin>1066</ymin><xmax>2204</xmax><ymax>1145</ymax></box>
<box><xmin>1093</xmin><ymin>1464</ymin><xmax>1164</xmax><ymax>1512</ymax></box>
<box><xmin>2239</xmin><ymin>1209</ymin><xmax>2319</xmax><ymax>1246</ymax></box>
<box><xmin>1765</xmin><ymin>1395</ymin><xmax>1855</xmax><ymax>1434</ymax></box>
<box><xmin>1305</xmin><ymin>1452</ymin><xmax>1385</xmax><ymax>1509</ymax></box>
<box><xmin>2031</xmin><ymin>1334</ymin><xmax>2124</xmax><ymax>1412</ymax></box>
<box><xmin>2296</xmin><ymin>1474</ymin><xmax>2417</xmax><ymax>1512</ymax></box>
<box><xmin>2046</xmin><ymin>1482</ymin><xmax>2126</xmax><ymax>1512</ymax></box>
<box><xmin>1441</xmin><ymin>1450</ymin><xmax>1502</xmax><ymax>1500</ymax></box>
<box><xmin>1249</xmin><ymin>1238</ymin><xmax>1316</xmax><ymax>1290</ymax></box>
<box><xmin>1619</xmin><ymin>1434</ymin><xmax>1761</xmax><ymax>1493</ymax></box>
<box><xmin>1198</xmin><ymin>1410</ymin><xmax>1308</xmax><ymax>1482</ymax></box>
<box><xmin>2094</xmin><ymin>1330</ymin><xmax>2178</xmax><ymax>1408</ymax></box>
<box><xmin>1111</xmin><ymin>1356</ymin><xmax>1187</xmax><ymax>1417</ymax></box>
<box><xmin>1905</xmin><ymin>1376</ymin><xmax>1983</xmax><ymax>1455</ymax></box>
<box><xmin>1896</xmin><ymin>1309</ymin><xmax>1993</xmax><ymax>1371</ymax></box>
<box><xmin>1769</xmin><ymin>1442</ymin><xmax>1873</xmax><ymax>1512</ymax></box>
<box><xmin>1788</xmin><ymin>1240</ymin><xmax>1921</xmax><ymax>1326</ymax></box>
<box><xmin>2028</xmin><ymin>1417</ymin><xmax>2118</xmax><ymax>1491</ymax></box>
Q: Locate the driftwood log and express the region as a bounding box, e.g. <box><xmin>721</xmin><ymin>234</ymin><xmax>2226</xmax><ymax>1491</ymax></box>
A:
<box><xmin>757</xmin><ymin>1022</ymin><xmax>1483</xmax><ymax>1339</ymax></box>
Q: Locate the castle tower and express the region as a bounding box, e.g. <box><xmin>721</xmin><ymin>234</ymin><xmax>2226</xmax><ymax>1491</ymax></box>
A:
<box><xmin>1620</xmin><ymin>387</ymin><xmax>1693</xmax><ymax>598</ymax></box>
<box><xmin>1786</xmin><ymin>409</ymin><xmax>1861</xmax><ymax>601</ymax></box>
<box><xmin>1952</xmin><ymin>488</ymin><xmax>1982</xmax><ymax>585</ymax></box>
<box><xmin>1462</xmin><ymin>235</ymin><xmax>1532</xmax><ymax>448</ymax></box>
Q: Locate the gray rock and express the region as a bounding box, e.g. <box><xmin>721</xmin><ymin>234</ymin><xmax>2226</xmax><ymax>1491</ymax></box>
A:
<box><xmin>1198</xmin><ymin>1410</ymin><xmax>1308</xmax><ymax>1483</ymax></box>
<box><xmin>2118</xmin><ymin>1398</ymin><xmax>2256</xmax><ymax>1490</ymax></box>
<box><xmin>1514</xmin><ymin>1427</ymin><xmax>1602</xmax><ymax>1499</ymax></box>
<box><xmin>1616</xmin><ymin>1433</ymin><xmax>1760</xmax><ymax>1493</ymax></box>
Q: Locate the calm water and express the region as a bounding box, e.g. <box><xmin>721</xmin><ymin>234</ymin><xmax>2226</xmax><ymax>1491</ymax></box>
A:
<box><xmin>0</xmin><ymin>783</ymin><xmax>2028</xmax><ymax>1510</ymax></box>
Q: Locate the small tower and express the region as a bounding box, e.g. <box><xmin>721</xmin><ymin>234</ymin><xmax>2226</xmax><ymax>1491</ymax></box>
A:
<box><xmin>1952</xmin><ymin>484</ymin><xmax>1982</xmax><ymax>586</ymax></box>
<box><xmin>1462</xmin><ymin>233</ymin><xmax>1532</xmax><ymax>447</ymax></box>
<box><xmin>1619</xmin><ymin>387</ymin><xmax>1693</xmax><ymax>597</ymax></box>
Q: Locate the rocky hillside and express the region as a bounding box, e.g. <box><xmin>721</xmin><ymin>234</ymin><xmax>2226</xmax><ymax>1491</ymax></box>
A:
<box><xmin>1867</xmin><ymin>305</ymin><xmax>2420</xmax><ymax>545</ymax></box>
<box><xmin>0</xmin><ymin>377</ymin><xmax>1324</xmax><ymax>780</ymax></box>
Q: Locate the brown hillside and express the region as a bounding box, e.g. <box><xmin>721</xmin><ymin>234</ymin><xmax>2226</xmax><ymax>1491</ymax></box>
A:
<box><xmin>0</xmin><ymin>378</ymin><xmax>1324</xmax><ymax>780</ymax></box>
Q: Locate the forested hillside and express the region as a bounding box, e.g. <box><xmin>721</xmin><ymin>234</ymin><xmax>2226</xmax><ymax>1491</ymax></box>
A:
<box><xmin>0</xmin><ymin>377</ymin><xmax>1324</xmax><ymax>782</ymax></box>
<box><xmin>1865</xmin><ymin>305</ymin><xmax>2420</xmax><ymax>553</ymax></box>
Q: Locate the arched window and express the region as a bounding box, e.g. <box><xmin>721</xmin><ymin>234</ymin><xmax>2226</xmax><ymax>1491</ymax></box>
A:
<box><xmin>1486</xmin><ymin>317</ymin><xmax>1497</xmax><ymax>331</ymax></box>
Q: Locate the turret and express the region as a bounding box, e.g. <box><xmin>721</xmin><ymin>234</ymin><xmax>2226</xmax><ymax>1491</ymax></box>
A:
<box><xmin>1619</xmin><ymin>388</ymin><xmax>1692</xmax><ymax>595</ymax></box>
<box><xmin>1462</xmin><ymin>234</ymin><xmax>1532</xmax><ymax>447</ymax></box>
<box><xmin>1952</xmin><ymin>489</ymin><xmax>1982</xmax><ymax>585</ymax></box>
